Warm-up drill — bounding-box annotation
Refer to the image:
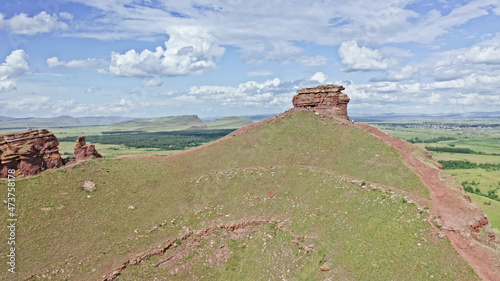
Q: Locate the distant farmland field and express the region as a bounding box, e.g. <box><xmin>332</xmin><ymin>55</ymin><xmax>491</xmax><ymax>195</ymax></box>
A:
<box><xmin>374</xmin><ymin>120</ymin><xmax>500</xmax><ymax>229</ymax></box>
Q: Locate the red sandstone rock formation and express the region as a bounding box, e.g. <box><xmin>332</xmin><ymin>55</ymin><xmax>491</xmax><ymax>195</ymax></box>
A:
<box><xmin>69</xmin><ymin>136</ymin><xmax>102</xmax><ymax>163</ymax></box>
<box><xmin>0</xmin><ymin>129</ymin><xmax>63</xmax><ymax>177</ymax></box>
<box><xmin>292</xmin><ymin>85</ymin><xmax>350</xmax><ymax>117</ymax></box>
<box><xmin>0</xmin><ymin>131</ymin><xmax>104</xmax><ymax>177</ymax></box>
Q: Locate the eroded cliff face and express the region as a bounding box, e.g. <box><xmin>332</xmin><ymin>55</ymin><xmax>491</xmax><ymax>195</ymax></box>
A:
<box><xmin>292</xmin><ymin>85</ymin><xmax>350</xmax><ymax>118</ymax></box>
<box><xmin>0</xmin><ymin>129</ymin><xmax>63</xmax><ymax>177</ymax></box>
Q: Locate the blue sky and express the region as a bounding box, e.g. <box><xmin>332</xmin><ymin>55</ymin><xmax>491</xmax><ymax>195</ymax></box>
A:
<box><xmin>0</xmin><ymin>0</ymin><xmax>499</xmax><ymax>118</ymax></box>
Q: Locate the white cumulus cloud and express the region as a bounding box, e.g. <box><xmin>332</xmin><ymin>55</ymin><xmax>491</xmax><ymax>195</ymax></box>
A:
<box><xmin>47</xmin><ymin>57</ymin><xmax>106</xmax><ymax>70</ymax></box>
<box><xmin>310</xmin><ymin>72</ymin><xmax>328</xmax><ymax>84</ymax></box>
<box><xmin>462</xmin><ymin>45</ymin><xmax>500</xmax><ymax>64</ymax></box>
<box><xmin>144</xmin><ymin>78</ymin><xmax>163</xmax><ymax>87</ymax></box>
<box><xmin>370</xmin><ymin>65</ymin><xmax>418</xmax><ymax>82</ymax></box>
<box><xmin>0</xmin><ymin>49</ymin><xmax>29</xmax><ymax>92</ymax></box>
<box><xmin>0</xmin><ymin>96</ymin><xmax>78</xmax><ymax>115</ymax></box>
<box><xmin>240</xmin><ymin>40</ymin><xmax>327</xmax><ymax>66</ymax></box>
<box><xmin>85</xmin><ymin>86</ymin><xmax>100</xmax><ymax>93</ymax></box>
<box><xmin>187</xmin><ymin>72</ymin><xmax>337</xmax><ymax>109</ymax></box>
<box><xmin>449</xmin><ymin>92</ymin><xmax>481</xmax><ymax>106</ymax></box>
<box><xmin>0</xmin><ymin>11</ymin><xmax>69</xmax><ymax>35</ymax></box>
<box><xmin>247</xmin><ymin>70</ymin><xmax>274</xmax><ymax>77</ymax></box>
<box><xmin>189</xmin><ymin>77</ymin><xmax>289</xmax><ymax>108</ymax></box>
<box><xmin>58</xmin><ymin>12</ymin><xmax>74</xmax><ymax>21</ymax></box>
<box><xmin>338</xmin><ymin>40</ymin><xmax>398</xmax><ymax>72</ymax></box>
<box><xmin>427</xmin><ymin>93</ymin><xmax>441</xmax><ymax>104</ymax></box>
<box><xmin>108</xmin><ymin>26</ymin><xmax>225</xmax><ymax>77</ymax></box>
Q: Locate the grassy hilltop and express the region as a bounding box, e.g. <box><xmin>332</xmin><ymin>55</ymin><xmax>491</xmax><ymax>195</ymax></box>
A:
<box><xmin>0</xmin><ymin>110</ymin><xmax>481</xmax><ymax>280</ymax></box>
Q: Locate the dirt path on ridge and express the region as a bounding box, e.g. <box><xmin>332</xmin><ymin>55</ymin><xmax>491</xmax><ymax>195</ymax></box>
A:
<box><xmin>354</xmin><ymin>123</ymin><xmax>500</xmax><ymax>281</ymax></box>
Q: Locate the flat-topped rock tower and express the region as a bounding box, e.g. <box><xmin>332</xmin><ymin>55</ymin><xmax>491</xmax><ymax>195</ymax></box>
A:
<box><xmin>292</xmin><ymin>85</ymin><xmax>350</xmax><ymax>118</ymax></box>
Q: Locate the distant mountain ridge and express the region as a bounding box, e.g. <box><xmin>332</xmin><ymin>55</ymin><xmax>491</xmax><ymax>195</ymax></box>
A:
<box><xmin>0</xmin><ymin>115</ymin><xmax>134</xmax><ymax>129</ymax></box>
<box><xmin>76</xmin><ymin>116</ymin><xmax>135</xmax><ymax>125</ymax></box>
<box><xmin>0</xmin><ymin>115</ymin><xmax>253</xmax><ymax>131</ymax></box>
<box><xmin>2</xmin><ymin>111</ymin><xmax>498</xmax><ymax>130</ymax></box>
<box><xmin>107</xmin><ymin>115</ymin><xmax>253</xmax><ymax>132</ymax></box>
<box><xmin>203</xmin><ymin>113</ymin><xmax>277</xmax><ymax>122</ymax></box>
<box><xmin>108</xmin><ymin>115</ymin><xmax>205</xmax><ymax>132</ymax></box>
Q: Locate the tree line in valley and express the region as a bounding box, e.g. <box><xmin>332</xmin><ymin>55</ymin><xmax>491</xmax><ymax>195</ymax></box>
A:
<box><xmin>426</xmin><ymin>146</ymin><xmax>499</xmax><ymax>155</ymax></box>
<box><xmin>59</xmin><ymin>129</ymin><xmax>236</xmax><ymax>151</ymax></box>
<box><xmin>438</xmin><ymin>160</ymin><xmax>500</xmax><ymax>171</ymax></box>
<box><xmin>461</xmin><ymin>180</ymin><xmax>499</xmax><ymax>202</ymax></box>
<box><xmin>405</xmin><ymin>136</ymin><xmax>456</xmax><ymax>143</ymax></box>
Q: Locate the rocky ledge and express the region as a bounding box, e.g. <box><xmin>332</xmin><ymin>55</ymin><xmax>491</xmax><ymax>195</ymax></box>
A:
<box><xmin>0</xmin><ymin>129</ymin><xmax>63</xmax><ymax>177</ymax></box>
<box><xmin>292</xmin><ymin>85</ymin><xmax>350</xmax><ymax>118</ymax></box>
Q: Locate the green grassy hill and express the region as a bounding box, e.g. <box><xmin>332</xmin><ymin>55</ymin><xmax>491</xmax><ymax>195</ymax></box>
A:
<box><xmin>0</xmin><ymin>110</ymin><xmax>481</xmax><ymax>280</ymax></box>
<box><xmin>205</xmin><ymin>116</ymin><xmax>253</xmax><ymax>129</ymax></box>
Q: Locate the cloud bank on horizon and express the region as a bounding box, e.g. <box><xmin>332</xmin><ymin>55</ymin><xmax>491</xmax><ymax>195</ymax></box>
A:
<box><xmin>0</xmin><ymin>0</ymin><xmax>499</xmax><ymax>118</ymax></box>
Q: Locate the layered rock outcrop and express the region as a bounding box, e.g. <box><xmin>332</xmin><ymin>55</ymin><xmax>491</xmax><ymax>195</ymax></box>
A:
<box><xmin>292</xmin><ymin>85</ymin><xmax>350</xmax><ymax>118</ymax></box>
<box><xmin>0</xmin><ymin>131</ymin><xmax>103</xmax><ymax>177</ymax></box>
<box><xmin>0</xmin><ymin>129</ymin><xmax>63</xmax><ymax>177</ymax></box>
<box><xmin>68</xmin><ymin>136</ymin><xmax>102</xmax><ymax>164</ymax></box>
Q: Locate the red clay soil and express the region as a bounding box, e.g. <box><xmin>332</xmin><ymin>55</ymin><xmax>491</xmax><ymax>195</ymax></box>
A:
<box><xmin>354</xmin><ymin>122</ymin><xmax>500</xmax><ymax>281</ymax></box>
